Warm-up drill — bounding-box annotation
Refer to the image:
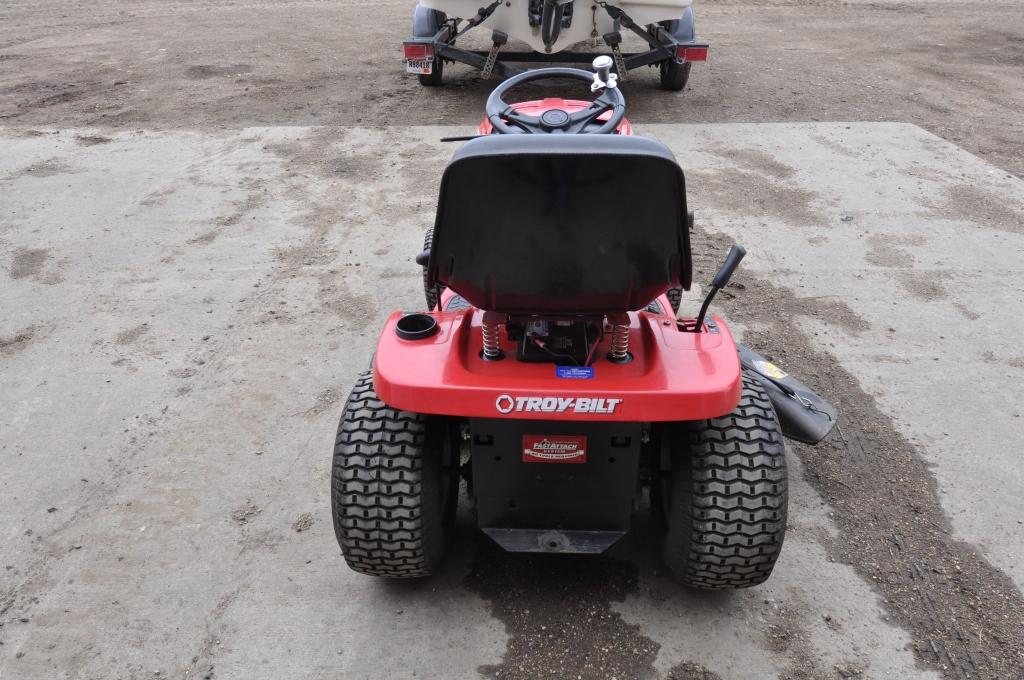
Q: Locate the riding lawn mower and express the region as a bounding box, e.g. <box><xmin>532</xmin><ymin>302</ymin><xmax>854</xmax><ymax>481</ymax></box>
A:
<box><xmin>331</xmin><ymin>61</ymin><xmax>837</xmax><ymax>589</ymax></box>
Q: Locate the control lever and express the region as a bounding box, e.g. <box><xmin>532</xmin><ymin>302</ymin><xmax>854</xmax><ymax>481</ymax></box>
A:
<box><xmin>591</xmin><ymin>55</ymin><xmax>618</xmax><ymax>91</ymax></box>
<box><xmin>690</xmin><ymin>244</ymin><xmax>746</xmax><ymax>332</ymax></box>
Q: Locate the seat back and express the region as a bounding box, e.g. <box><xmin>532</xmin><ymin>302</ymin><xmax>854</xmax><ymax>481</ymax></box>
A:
<box><xmin>426</xmin><ymin>134</ymin><xmax>691</xmax><ymax>315</ymax></box>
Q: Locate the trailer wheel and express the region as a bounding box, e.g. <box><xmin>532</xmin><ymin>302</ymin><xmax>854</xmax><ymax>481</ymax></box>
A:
<box><xmin>422</xmin><ymin>227</ymin><xmax>446</xmax><ymax>310</ymax></box>
<box><xmin>657</xmin><ymin>18</ymin><xmax>691</xmax><ymax>92</ymax></box>
<box><xmin>413</xmin><ymin>5</ymin><xmax>446</xmax><ymax>86</ymax></box>
<box><xmin>418</xmin><ymin>56</ymin><xmax>444</xmax><ymax>87</ymax></box>
<box><xmin>663</xmin><ymin>372</ymin><xmax>788</xmax><ymax>589</ymax></box>
<box><xmin>659</xmin><ymin>59</ymin><xmax>691</xmax><ymax>92</ymax></box>
<box><xmin>331</xmin><ymin>371</ymin><xmax>457</xmax><ymax>577</ymax></box>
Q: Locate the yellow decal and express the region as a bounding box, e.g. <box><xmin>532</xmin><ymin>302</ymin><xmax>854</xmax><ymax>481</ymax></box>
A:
<box><xmin>755</xmin><ymin>360</ymin><xmax>788</xmax><ymax>380</ymax></box>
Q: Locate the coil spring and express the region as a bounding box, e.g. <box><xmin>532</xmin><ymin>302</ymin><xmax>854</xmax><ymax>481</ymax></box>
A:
<box><xmin>609</xmin><ymin>324</ymin><xmax>630</xmax><ymax>361</ymax></box>
<box><xmin>482</xmin><ymin>322</ymin><xmax>502</xmax><ymax>359</ymax></box>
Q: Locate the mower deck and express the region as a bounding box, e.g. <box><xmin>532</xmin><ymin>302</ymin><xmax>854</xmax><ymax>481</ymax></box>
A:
<box><xmin>373</xmin><ymin>295</ymin><xmax>743</xmax><ymax>422</ymax></box>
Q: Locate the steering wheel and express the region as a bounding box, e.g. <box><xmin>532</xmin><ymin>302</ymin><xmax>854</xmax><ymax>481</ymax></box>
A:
<box><xmin>485</xmin><ymin>67</ymin><xmax>626</xmax><ymax>135</ymax></box>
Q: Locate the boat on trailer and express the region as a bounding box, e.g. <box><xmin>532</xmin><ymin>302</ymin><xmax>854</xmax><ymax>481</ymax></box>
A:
<box><xmin>403</xmin><ymin>0</ymin><xmax>707</xmax><ymax>90</ymax></box>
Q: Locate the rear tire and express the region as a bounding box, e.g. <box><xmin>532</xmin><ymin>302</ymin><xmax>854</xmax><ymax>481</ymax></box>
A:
<box><xmin>663</xmin><ymin>373</ymin><xmax>788</xmax><ymax>589</ymax></box>
<box><xmin>331</xmin><ymin>371</ymin><xmax>456</xmax><ymax>577</ymax></box>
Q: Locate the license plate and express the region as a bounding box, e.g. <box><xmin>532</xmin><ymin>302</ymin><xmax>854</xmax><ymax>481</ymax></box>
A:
<box><xmin>522</xmin><ymin>435</ymin><xmax>587</xmax><ymax>464</ymax></box>
<box><xmin>405</xmin><ymin>59</ymin><xmax>433</xmax><ymax>75</ymax></box>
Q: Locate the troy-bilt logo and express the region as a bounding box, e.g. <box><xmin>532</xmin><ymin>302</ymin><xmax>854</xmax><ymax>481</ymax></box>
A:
<box><xmin>523</xmin><ymin>435</ymin><xmax>587</xmax><ymax>464</ymax></box>
<box><xmin>495</xmin><ymin>394</ymin><xmax>623</xmax><ymax>415</ymax></box>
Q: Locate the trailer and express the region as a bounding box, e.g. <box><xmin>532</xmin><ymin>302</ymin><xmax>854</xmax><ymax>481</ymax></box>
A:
<box><xmin>403</xmin><ymin>0</ymin><xmax>708</xmax><ymax>90</ymax></box>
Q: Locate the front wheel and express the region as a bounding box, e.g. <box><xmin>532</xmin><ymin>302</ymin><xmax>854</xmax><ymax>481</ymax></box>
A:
<box><xmin>663</xmin><ymin>373</ymin><xmax>788</xmax><ymax>589</ymax></box>
<box><xmin>331</xmin><ymin>371</ymin><xmax>457</xmax><ymax>577</ymax></box>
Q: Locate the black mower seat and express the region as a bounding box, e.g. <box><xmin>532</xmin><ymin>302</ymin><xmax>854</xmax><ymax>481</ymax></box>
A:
<box><xmin>426</xmin><ymin>134</ymin><xmax>691</xmax><ymax>315</ymax></box>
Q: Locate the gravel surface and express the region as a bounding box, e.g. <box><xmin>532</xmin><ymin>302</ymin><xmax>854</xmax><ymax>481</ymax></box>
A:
<box><xmin>1</xmin><ymin>2</ymin><xmax>1022</xmax><ymax>678</ymax></box>
<box><xmin>1</xmin><ymin>1</ymin><xmax>1021</xmax><ymax>176</ymax></box>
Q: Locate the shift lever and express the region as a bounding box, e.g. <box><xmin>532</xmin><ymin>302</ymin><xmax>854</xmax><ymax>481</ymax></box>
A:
<box><xmin>591</xmin><ymin>55</ymin><xmax>618</xmax><ymax>91</ymax></box>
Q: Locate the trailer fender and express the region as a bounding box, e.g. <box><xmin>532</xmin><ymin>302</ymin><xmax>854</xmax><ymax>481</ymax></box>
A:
<box><xmin>413</xmin><ymin>3</ymin><xmax>445</xmax><ymax>38</ymax></box>
<box><xmin>663</xmin><ymin>6</ymin><xmax>695</xmax><ymax>42</ymax></box>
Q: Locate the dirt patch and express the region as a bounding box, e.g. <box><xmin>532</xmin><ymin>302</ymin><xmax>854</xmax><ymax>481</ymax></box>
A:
<box><xmin>667</xmin><ymin>662</ymin><xmax>724</xmax><ymax>680</ymax></box>
<box><xmin>864</xmin><ymin>235</ymin><xmax>913</xmax><ymax>268</ymax></box>
<box><xmin>115</xmin><ymin>323</ymin><xmax>150</xmax><ymax>346</ymax></box>
<box><xmin>303</xmin><ymin>387</ymin><xmax>343</xmax><ymax>418</ymax></box>
<box><xmin>230</xmin><ymin>501</ymin><xmax>260</xmax><ymax>526</ymax></box>
<box><xmin>291</xmin><ymin>513</ymin><xmax>314</xmax><ymax>533</ymax></box>
<box><xmin>74</xmin><ymin>134</ymin><xmax>113</xmax><ymax>146</ymax></box>
<box><xmin>700</xmin><ymin>229</ymin><xmax>1024</xmax><ymax>679</ymax></box>
<box><xmin>17</xmin><ymin>158</ymin><xmax>74</xmax><ymax>178</ymax></box>
<box><xmin>189</xmin><ymin>192</ymin><xmax>264</xmax><ymax>245</ymax></box>
<box><xmin>709</xmin><ymin>145</ymin><xmax>797</xmax><ymax>181</ymax></box>
<box><xmin>7</xmin><ymin>247</ymin><xmax>50</xmax><ymax>279</ymax></box>
<box><xmin>0</xmin><ymin>325</ymin><xmax>37</xmax><ymax>355</ymax></box>
<box><xmin>762</xmin><ymin>601</ymin><xmax>824</xmax><ymax>680</ymax></box>
<box><xmin>1</xmin><ymin>80</ymin><xmax>123</xmax><ymax>111</ymax></box>
<box><xmin>185</xmin><ymin>64</ymin><xmax>252</xmax><ymax>80</ymax></box>
<box><xmin>465</xmin><ymin>540</ymin><xmax>660</xmax><ymax>680</ymax></box>
<box><xmin>896</xmin><ymin>270</ymin><xmax>948</xmax><ymax>302</ymax></box>
<box><xmin>688</xmin><ymin>168</ymin><xmax>827</xmax><ymax>229</ymax></box>
<box><xmin>928</xmin><ymin>184</ymin><xmax>1024</xmax><ymax>234</ymax></box>
<box><xmin>140</xmin><ymin>186</ymin><xmax>177</xmax><ymax>207</ymax></box>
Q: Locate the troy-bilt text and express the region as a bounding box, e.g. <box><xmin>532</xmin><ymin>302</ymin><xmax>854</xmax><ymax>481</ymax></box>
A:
<box><xmin>495</xmin><ymin>394</ymin><xmax>623</xmax><ymax>415</ymax></box>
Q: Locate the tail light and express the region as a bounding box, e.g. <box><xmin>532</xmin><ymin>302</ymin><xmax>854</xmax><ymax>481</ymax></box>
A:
<box><xmin>403</xmin><ymin>42</ymin><xmax>434</xmax><ymax>60</ymax></box>
<box><xmin>675</xmin><ymin>45</ymin><xmax>709</xmax><ymax>62</ymax></box>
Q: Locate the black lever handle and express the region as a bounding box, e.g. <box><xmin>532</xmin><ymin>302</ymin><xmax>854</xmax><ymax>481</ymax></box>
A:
<box><xmin>691</xmin><ymin>244</ymin><xmax>747</xmax><ymax>332</ymax></box>
<box><xmin>712</xmin><ymin>244</ymin><xmax>747</xmax><ymax>289</ymax></box>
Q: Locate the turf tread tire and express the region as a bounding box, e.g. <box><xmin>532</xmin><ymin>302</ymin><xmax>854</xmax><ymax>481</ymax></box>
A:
<box><xmin>331</xmin><ymin>371</ymin><xmax>449</xmax><ymax>577</ymax></box>
<box><xmin>664</xmin><ymin>372</ymin><xmax>788</xmax><ymax>589</ymax></box>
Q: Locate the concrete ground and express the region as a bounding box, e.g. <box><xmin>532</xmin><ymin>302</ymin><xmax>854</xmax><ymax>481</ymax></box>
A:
<box><xmin>2</xmin><ymin>0</ymin><xmax>1024</xmax><ymax>678</ymax></box>
<box><xmin>2</xmin><ymin>121</ymin><xmax>1023</xmax><ymax>679</ymax></box>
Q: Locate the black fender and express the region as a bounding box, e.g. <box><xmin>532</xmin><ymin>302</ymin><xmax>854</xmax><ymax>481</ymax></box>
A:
<box><xmin>413</xmin><ymin>3</ymin><xmax>445</xmax><ymax>38</ymax></box>
<box><xmin>738</xmin><ymin>343</ymin><xmax>838</xmax><ymax>445</ymax></box>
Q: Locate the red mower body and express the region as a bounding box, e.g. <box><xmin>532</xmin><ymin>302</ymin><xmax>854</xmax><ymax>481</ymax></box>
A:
<box><xmin>478</xmin><ymin>98</ymin><xmax>633</xmax><ymax>135</ymax></box>
<box><xmin>373</xmin><ymin>290</ymin><xmax>742</xmax><ymax>423</ymax></box>
<box><xmin>332</xmin><ymin>115</ymin><xmax>798</xmax><ymax>589</ymax></box>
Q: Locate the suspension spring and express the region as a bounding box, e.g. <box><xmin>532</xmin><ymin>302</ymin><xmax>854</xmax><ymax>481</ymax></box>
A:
<box><xmin>608</xmin><ymin>323</ymin><xmax>630</xmax><ymax>362</ymax></box>
<box><xmin>482</xmin><ymin>322</ymin><xmax>503</xmax><ymax>360</ymax></box>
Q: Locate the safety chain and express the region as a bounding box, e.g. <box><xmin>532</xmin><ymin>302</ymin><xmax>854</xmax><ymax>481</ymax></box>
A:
<box><xmin>594</xmin><ymin>0</ymin><xmax>637</xmax><ymax>31</ymax></box>
<box><xmin>482</xmin><ymin>44</ymin><xmax>500</xmax><ymax>79</ymax></box>
<box><xmin>610</xmin><ymin>43</ymin><xmax>627</xmax><ymax>81</ymax></box>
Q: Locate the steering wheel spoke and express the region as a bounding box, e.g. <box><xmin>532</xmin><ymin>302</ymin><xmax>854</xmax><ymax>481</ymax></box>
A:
<box><xmin>566</xmin><ymin>93</ymin><xmax>616</xmax><ymax>133</ymax></box>
<box><xmin>502</xmin><ymin>107</ymin><xmax>542</xmax><ymax>133</ymax></box>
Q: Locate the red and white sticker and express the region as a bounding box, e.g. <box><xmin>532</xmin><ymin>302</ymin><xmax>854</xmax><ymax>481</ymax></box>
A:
<box><xmin>522</xmin><ymin>435</ymin><xmax>587</xmax><ymax>464</ymax></box>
